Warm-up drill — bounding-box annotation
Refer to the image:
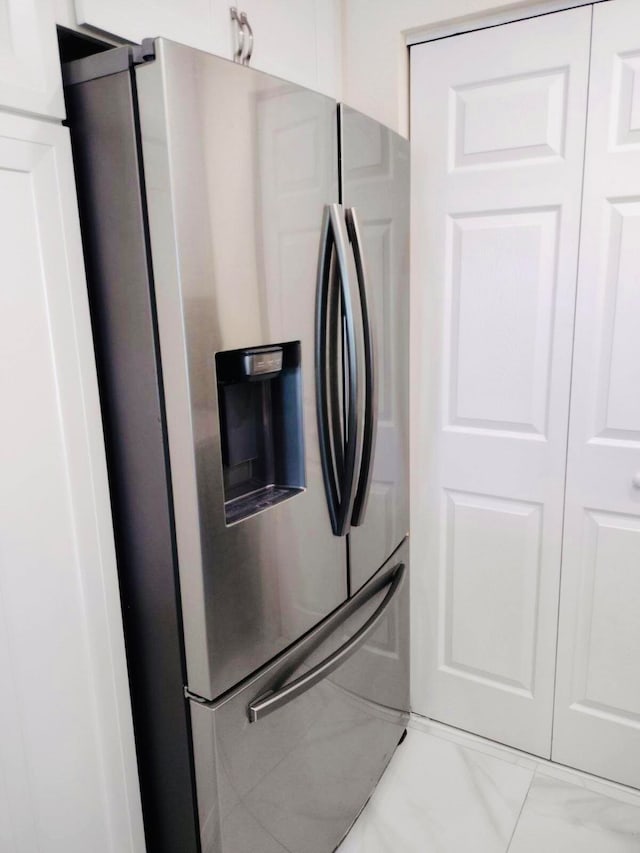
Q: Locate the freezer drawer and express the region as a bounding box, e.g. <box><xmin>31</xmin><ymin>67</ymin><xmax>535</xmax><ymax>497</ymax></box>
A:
<box><xmin>190</xmin><ymin>539</ymin><xmax>409</xmax><ymax>853</ymax></box>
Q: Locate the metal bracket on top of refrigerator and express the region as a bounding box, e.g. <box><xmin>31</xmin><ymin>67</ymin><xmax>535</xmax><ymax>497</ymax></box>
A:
<box><xmin>230</xmin><ymin>7</ymin><xmax>254</xmax><ymax>65</ymax></box>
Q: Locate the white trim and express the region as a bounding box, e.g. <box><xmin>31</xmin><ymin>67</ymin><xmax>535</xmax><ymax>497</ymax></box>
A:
<box><xmin>405</xmin><ymin>0</ymin><xmax>609</xmax><ymax>45</ymax></box>
<box><xmin>0</xmin><ymin>111</ymin><xmax>145</xmax><ymax>852</ymax></box>
<box><xmin>53</xmin><ymin>121</ymin><xmax>146</xmax><ymax>852</ymax></box>
<box><xmin>409</xmin><ymin>714</ymin><xmax>640</xmax><ymax>806</ymax></box>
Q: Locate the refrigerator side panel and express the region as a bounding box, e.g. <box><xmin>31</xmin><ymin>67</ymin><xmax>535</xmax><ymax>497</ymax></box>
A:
<box><xmin>341</xmin><ymin>106</ymin><xmax>410</xmax><ymax>591</ymax></box>
<box><xmin>191</xmin><ymin>538</ymin><xmax>410</xmax><ymax>853</ymax></box>
<box><xmin>64</xmin><ymin>67</ymin><xmax>201</xmax><ymax>853</ymax></box>
<box><xmin>135</xmin><ymin>41</ymin><xmax>348</xmax><ymax>701</ymax></box>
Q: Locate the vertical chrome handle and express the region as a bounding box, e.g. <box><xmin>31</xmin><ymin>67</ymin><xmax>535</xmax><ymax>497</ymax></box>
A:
<box><xmin>315</xmin><ymin>204</ymin><xmax>363</xmax><ymax>537</ymax></box>
<box><xmin>330</xmin><ymin>205</ymin><xmax>363</xmax><ymax>537</ymax></box>
<box><xmin>230</xmin><ymin>8</ymin><xmax>253</xmax><ymax>65</ymax></box>
<box><xmin>230</xmin><ymin>7</ymin><xmax>245</xmax><ymax>63</ymax></box>
<box><xmin>327</xmin><ymin>252</ymin><xmax>344</xmax><ymax>483</ymax></box>
<box><xmin>240</xmin><ymin>12</ymin><xmax>254</xmax><ymax>65</ymax></box>
<box><xmin>346</xmin><ymin>207</ymin><xmax>377</xmax><ymax>527</ymax></box>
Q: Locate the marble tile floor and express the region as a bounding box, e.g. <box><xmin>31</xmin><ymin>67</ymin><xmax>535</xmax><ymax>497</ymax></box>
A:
<box><xmin>336</xmin><ymin>717</ymin><xmax>640</xmax><ymax>852</ymax></box>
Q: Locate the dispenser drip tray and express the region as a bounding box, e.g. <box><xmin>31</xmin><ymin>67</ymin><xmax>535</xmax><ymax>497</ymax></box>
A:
<box><xmin>225</xmin><ymin>484</ymin><xmax>304</xmax><ymax>525</ymax></box>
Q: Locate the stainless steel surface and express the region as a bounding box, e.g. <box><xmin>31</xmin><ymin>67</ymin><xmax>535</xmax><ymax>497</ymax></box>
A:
<box><xmin>346</xmin><ymin>205</ymin><xmax>378</xmax><ymax>528</ymax></box>
<box><xmin>341</xmin><ymin>105</ymin><xmax>410</xmax><ymax>592</ymax></box>
<box><xmin>136</xmin><ymin>41</ymin><xmax>347</xmax><ymax>701</ymax></box>
<box><xmin>64</xmin><ymin>66</ymin><xmax>202</xmax><ymax>853</ymax></box>
<box><xmin>315</xmin><ymin>203</ymin><xmax>365</xmax><ymax>538</ymax></box>
<box><xmin>190</xmin><ymin>538</ymin><xmax>410</xmax><ymax>853</ymax></box>
<box><xmin>248</xmin><ymin>561</ymin><xmax>406</xmax><ymax>722</ymax></box>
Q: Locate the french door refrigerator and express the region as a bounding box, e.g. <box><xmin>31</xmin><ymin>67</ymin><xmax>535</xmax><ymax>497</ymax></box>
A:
<box><xmin>64</xmin><ymin>38</ymin><xmax>409</xmax><ymax>853</ymax></box>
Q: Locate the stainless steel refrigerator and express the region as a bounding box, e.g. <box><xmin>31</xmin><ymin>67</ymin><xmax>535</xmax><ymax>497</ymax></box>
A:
<box><xmin>64</xmin><ymin>37</ymin><xmax>409</xmax><ymax>853</ymax></box>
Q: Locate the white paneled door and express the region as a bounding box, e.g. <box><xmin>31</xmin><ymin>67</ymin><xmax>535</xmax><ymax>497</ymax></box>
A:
<box><xmin>553</xmin><ymin>0</ymin><xmax>640</xmax><ymax>789</ymax></box>
<box><xmin>410</xmin><ymin>8</ymin><xmax>591</xmax><ymax>757</ymax></box>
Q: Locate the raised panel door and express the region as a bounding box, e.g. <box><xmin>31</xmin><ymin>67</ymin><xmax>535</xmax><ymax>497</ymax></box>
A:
<box><xmin>410</xmin><ymin>7</ymin><xmax>591</xmax><ymax>756</ymax></box>
<box><xmin>553</xmin><ymin>0</ymin><xmax>640</xmax><ymax>789</ymax></box>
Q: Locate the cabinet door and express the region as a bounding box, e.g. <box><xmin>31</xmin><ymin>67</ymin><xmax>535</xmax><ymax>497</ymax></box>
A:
<box><xmin>0</xmin><ymin>0</ymin><xmax>64</xmax><ymax>118</ymax></box>
<box><xmin>0</xmin><ymin>114</ymin><xmax>143</xmax><ymax>851</ymax></box>
<box><xmin>553</xmin><ymin>0</ymin><xmax>640</xmax><ymax>789</ymax></box>
<box><xmin>240</xmin><ymin>0</ymin><xmax>341</xmax><ymax>96</ymax></box>
<box><xmin>74</xmin><ymin>0</ymin><xmax>228</xmax><ymax>55</ymax></box>
<box><xmin>410</xmin><ymin>8</ymin><xmax>591</xmax><ymax>756</ymax></box>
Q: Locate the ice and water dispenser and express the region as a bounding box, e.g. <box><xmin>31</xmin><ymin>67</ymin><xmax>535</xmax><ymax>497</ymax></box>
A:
<box><xmin>215</xmin><ymin>342</ymin><xmax>305</xmax><ymax>524</ymax></box>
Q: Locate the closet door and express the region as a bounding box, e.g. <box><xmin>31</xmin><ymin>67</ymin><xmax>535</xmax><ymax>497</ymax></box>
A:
<box><xmin>553</xmin><ymin>0</ymin><xmax>640</xmax><ymax>790</ymax></box>
<box><xmin>410</xmin><ymin>8</ymin><xmax>590</xmax><ymax>756</ymax></box>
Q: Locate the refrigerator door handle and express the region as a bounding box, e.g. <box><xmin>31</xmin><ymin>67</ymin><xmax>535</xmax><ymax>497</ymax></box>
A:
<box><xmin>248</xmin><ymin>561</ymin><xmax>406</xmax><ymax>723</ymax></box>
<box><xmin>316</xmin><ymin>205</ymin><xmax>341</xmax><ymax>534</ymax></box>
<box><xmin>327</xmin><ymin>251</ymin><xmax>344</xmax><ymax>486</ymax></box>
<box><xmin>346</xmin><ymin>207</ymin><xmax>377</xmax><ymax>527</ymax></box>
<box><xmin>315</xmin><ymin>203</ymin><xmax>363</xmax><ymax>537</ymax></box>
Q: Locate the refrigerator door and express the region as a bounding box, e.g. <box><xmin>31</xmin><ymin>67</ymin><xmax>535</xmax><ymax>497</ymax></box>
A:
<box><xmin>135</xmin><ymin>40</ymin><xmax>348</xmax><ymax>700</ymax></box>
<box><xmin>190</xmin><ymin>539</ymin><xmax>409</xmax><ymax>853</ymax></box>
<box><xmin>340</xmin><ymin>105</ymin><xmax>410</xmax><ymax>591</ymax></box>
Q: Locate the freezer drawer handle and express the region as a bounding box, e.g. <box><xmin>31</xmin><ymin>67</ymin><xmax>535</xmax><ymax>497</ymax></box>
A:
<box><xmin>346</xmin><ymin>207</ymin><xmax>377</xmax><ymax>528</ymax></box>
<box><xmin>248</xmin><ymin>561</ymin><xmax>406</xmax><ymax>723</ymax></box>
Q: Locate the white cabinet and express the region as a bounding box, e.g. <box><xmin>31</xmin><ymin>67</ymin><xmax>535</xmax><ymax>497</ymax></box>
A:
<box><xmin>0</xmin><ymin>112</ymin><xmax>144</xmax><ymax>852</ymax></box>
<box><xmin>240</xmin><ymin>0</ymin><xmax>341</xmax><ymax>95</ymax></box>
<box><xmin>73</xmin><ymin>0</ymin><xmax>341</xmax><ymax>96</ymax></box>
<box><xmin>0</xmin><ymin>0</ymin><xmax>64</xmax><ymax>118</ymax></box>
<box><xmin>75</xmin><ymin>0</ymin><xmax>228</xmax><ymax>55</ymax></box>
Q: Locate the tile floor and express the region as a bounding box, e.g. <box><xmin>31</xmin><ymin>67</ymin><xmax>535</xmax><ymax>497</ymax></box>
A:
<box><xmin>337</xmin><ymin>717</ymin><xmax>640</xmax><ymax>852</ymax></box>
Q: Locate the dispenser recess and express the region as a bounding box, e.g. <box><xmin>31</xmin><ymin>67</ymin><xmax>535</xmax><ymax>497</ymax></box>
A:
<box><xmin>215</xmin><ymin>342</ymin><xmax>305</xmax><ymax>524</ymax></box>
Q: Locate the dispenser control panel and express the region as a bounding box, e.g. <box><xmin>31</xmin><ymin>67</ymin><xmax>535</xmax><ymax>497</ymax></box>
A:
<box><xmin>243</xmin><ymin>346</ymin><xmax>283</xmax><ymax>378</ymax></box>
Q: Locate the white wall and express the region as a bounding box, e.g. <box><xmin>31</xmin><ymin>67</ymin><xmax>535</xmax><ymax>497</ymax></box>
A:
<box><xmin>342</xmin><ymin>0</ymin><xmax>594</xmax><ymax>135</ymax></box>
